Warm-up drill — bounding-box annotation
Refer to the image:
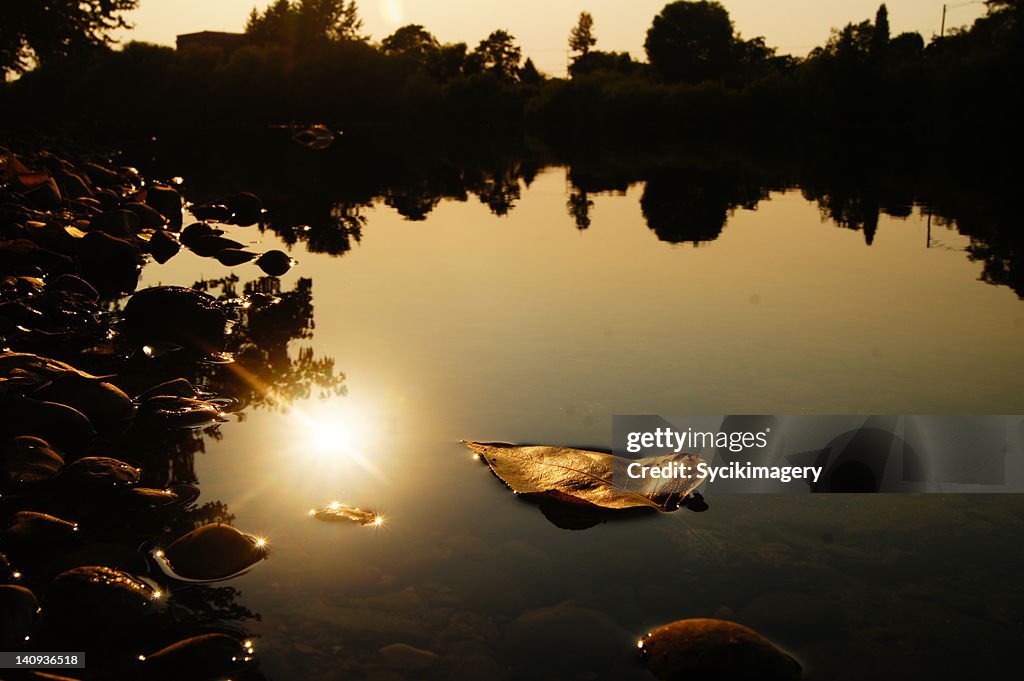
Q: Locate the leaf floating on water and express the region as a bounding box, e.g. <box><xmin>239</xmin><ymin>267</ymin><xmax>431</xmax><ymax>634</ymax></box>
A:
<box><xmin>462</xmin><ymin>441</ymin><xmax>707</xmax><ymax>512</ymax></box>
<box><xmin>309</xmin><ymin>501</ymin><xmax>383</xmax><ymax>527</ymax></box>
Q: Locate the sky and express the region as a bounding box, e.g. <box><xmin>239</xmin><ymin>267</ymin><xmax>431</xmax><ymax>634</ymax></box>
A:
<box><xmin>116</xmin><ymin>0</ymin><xmax>989</xmax><ymax>76</ymax></box>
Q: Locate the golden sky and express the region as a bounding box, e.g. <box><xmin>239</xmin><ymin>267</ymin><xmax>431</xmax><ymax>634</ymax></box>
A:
<box><xmin>118</xmin><ymin>0</ymin><xmax>988</xmax><ymax>75</ymax></box>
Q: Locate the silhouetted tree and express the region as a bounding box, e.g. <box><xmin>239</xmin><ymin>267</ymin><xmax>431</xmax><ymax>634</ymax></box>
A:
<box><xmin>872</xmin><ymin>4</ymin><xmax>890</xmax><ymax>55</ymax></box>
<box><xmin>471</xmin><ymin>29</ymin><xmax>522</xmax><ymax>82</ymax></box>
<box><xmin>519</xmin><ymin>57</ymin><xmax>542</xmax><ymax>84</ymax></box>
<box><xmin>569</xmin><ymin>11</ymin><xmax>597</xmax><ymax>57</ymax></box>
<box><xmin>381</xmin><ymin>23</ymin><xmax>439</xmax><ymax>65</ymax></box>
<box><xmin>569</xmin><ymin>50</ymin><xmax>640</xmax><ymax>76</ymax></box>
<box><xmin>246</xmin><ymin>0</ymin><xmax>365</xmax><ymax>46</ymax></box>
<box><xmin>888</xmin><ymin>31</ymin><xmax>924</xmax><ymax>60</ymax></box>
<box><xmin>644</xmin><ymin>1</ymin><xmax>736</xmax><ymax>83</ymax></box>
<box><xmin>0</xmin><ymin>0</ymin><xmax>137</xmax><ymax>76</ymax></box>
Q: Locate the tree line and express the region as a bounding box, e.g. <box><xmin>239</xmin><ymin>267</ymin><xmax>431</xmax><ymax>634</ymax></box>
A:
<box><xmin>1</xmin><ymin>0</ymin><xmax>1020</xmax><ymax>147</ymax></box>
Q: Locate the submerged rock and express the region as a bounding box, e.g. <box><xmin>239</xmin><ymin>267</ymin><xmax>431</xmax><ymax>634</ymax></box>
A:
<box><xmin>44</xmin><ymin>566</ymin><xmax>161</xmax><ymax>637</ymax></box>
<box><xmin>140</xmin><ymin>633</ymin><xmax>254</xmax><ymax>680</ymax></box>
<box><xmin>161</xmin><ymin>523</ymin><xmax>268</xmax><ymax>581</ymax></box>
<box><xmin>138</xmin><ymin>395</ymin><xmax>227</xmax><ymax>429</ymax></box>
<box><xmin>60</xmin><ymin>457</ymin><xmax>141</xmax><ymax>491</ymax></box>
<box><xmin>0</xmin><ymin>396</ymin><xmax>95</xmax><ymax>452</ymax></box>
<box><xmin>638</xmin><ymin>618</ymin><xmax>802</xmax><ymax>681</ymax></box>
<box><xmin>47</xmin><ymin>274</ymin><xmax>98</xmax><ymax>301</ymax></box>
<box><xmin>134</xmin><ymin>377</ymin><xmax>198</xmax><ymax>402</ymax></box>
<box><xmin>0</xmin><ymin>584</ymin><xmax>39</xmax><ymax>648</ymax></box>
<box><xmin>0</xmin><ymin>511</ymin><xmax>79</xmax><ymax>559</ymax></box>
<box><xmin>89</xmin><ymin>209</ymin><xmax>139</xmax><ymax>238</ymax></box>
<box><xmin>123</xmin><ymin>286</ymin><xmax>227</xmax><ymax>353</ymax></box>
<box><xmin>1</xmin><ymin>436</ymin><xmax>65</xmax><ymax>486</ymax></box>
<box><xmin>33</xmin><ymin>377</ymin><xmax>136</xmax><ymax>432</ymax></box>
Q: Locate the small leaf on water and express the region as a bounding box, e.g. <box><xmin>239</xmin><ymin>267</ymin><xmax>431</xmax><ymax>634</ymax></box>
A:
<box><xmin>309</xmin><ymin>501</ymin><xmax>382</xmax><ymax>527</ymax></box>
<box><xmin>462</xmin><ymin>441</ymin><xmax>706</xmax><ymax>512</ymax></box>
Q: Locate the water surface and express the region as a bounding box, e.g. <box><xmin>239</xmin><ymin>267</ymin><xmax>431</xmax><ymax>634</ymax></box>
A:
<box><xmin>139</xmin><ymin>164</ymin><xmax>1024</xmax><ymax>680</ymax></box>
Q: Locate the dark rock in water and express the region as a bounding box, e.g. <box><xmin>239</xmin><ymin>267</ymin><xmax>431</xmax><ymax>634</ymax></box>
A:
<box><xmin>33</xmin><ymin>378</ymin><xmax>136</xmax><ymax>432</ymax></box>
<box><xmin>82</xmin><ymin>162</ymin><xmax>122</xmax><ymax>188</ymax></box>
<box><xmin>50</xmin><ymin>542</ymin><xmax>149</xmax><ymax>576</ymax></box>
<box><xmin>503</xmin><ymin>603</ymin><xmax>632</xmax><ymax>678</ymax></box>
<box><xmin>256</xmin><ymin>250</ymin><xmax>295</xmax><ymax>277</ymax></box>
<box><xmin>123</xmin><ymin>286</ymin><xmax>227</xmax><ymax>353</ymax></box>
<box><xmin>224</xmin><ymin>192</ymin><xmax>262</xmax><ymax>226</ymax></box>
<box><xmin>47</xmin><ymin>274</ymin><xmax>99</xmax><ymax>301</ymax></box>
<box><xmin>0</xmin><ymin>396</ymin><xmax>95</xmax><ymax>452</ymax></box>
<box><xmin>1</xmin><ymin>436</ymin><xmax>64</xmax><ymax>486</ymax></box>
<box><xmin>185</xmin><ymin>235</ymin><xmax>245</xmax><ymax>258</ymax></box>
<box><xmin>141</xmin><ymin>633</ymin><xmax>254</xmax><ymax>680</ymax></box>
<box><xmin>118</xmin><ymin>487</ymin><xmax>180</xmax><ymax>509</ymax></box>
<box><xmin>60</xmin><ymin>457</ymin><xmax>141</xmax><ymax>491</ymax></box>
<box><xmin>94</xmin><ymin>187</ymin><xmax>120</xmax><ymax>210</ymax></box>
<box><xmin>180</xmin><ymin>221</ymin><xmax>222</xmax><ymax>246</ymax></box>
<box><xmin>134</xmin><ymin>377</ymin><xmax>198</xmax><ymax>402</ymax></box>
<box><xmin>638</xmin><ymin>618</ymin><xmax>802</xmax><ymax>681</ymax></box>
<box><xmin>138</xmin><ymin>395</ymin><xmax>227</xmax><ymax>429</ymax></box>
<box><xmin>190</xmin><ymin>203</ymin><xmax>232</xmax><ymax>223</ymax></box>
<box><xmin>77</xmin><ymin>231</ymin><xmax>140</xmax><ymax>294</ymax></box>
<box><xmin>121</xmin><ymin>202</ymin><xmax>166</xmax><ymax>230</ymax></box>
<box><xmin>0</xmin><ymin>239</ymin><xmax>74</xmax><ymax>277</ymax></box>
<box><xmin>215</xmin><ymin>248</ymin><xmax>258</xmax><ymax>266</ymax></box>
<box><xmin>146</xmin><ymin>229</ymin><xmax>181</xmax><ymax>264</ymax></box>
<box><xmin>1</xmin><ymin>511</ymin><xmax>79</xmax><ymax>558</ymax></box>
<box><xmin>22</xmin><ymin>179</ymin><xmax>62</xmax><ymax>211</ymax></box>
<box><xmin>88</xmin><ymin>209</ymin><xmax>139</xmax><ymax>238</ymax></box>
<box><xmin>0</xmin><ymin>584</ymin><xmax>39</xmax><ymax>648</ymax></box>
<box><xmin>44</xmin><ymin>566</ymin><xmax>161</xmax><ymax>638</ymax></box>
<box><xmin>54</xmin><ymin>171</ymin><xmax>92</xmax><ymax>200</ymax></box>
<box><xmin>145</xmin><ymin>185</ymin><xmax>183</xmax><ymax>226</ymax></box>
<box><xmin>162</xmin><ymin>523</ymin><xmax>268</xmax><ymax>581</ymax></box>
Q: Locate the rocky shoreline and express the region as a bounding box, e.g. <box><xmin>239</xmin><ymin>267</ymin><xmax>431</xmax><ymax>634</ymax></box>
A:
<box><xmin>0</xmin><ymin>145</ymin><xmax>306</xmax><ymax>680</ymax></box>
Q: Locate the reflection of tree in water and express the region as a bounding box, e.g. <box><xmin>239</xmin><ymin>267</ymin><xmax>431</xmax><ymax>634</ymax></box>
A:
<box><xmin>192</xmin><ymin>275</ymin><xmax>347</xmax><ymax>410</ymax></box>
<box><xmin>272</xmin><ymin>202</ymin><xmax>365</xmax><ymax>256</ymax></box>
<box><xmin>465</xmin><ymin>162</ymin><xmax>523</xmax><ymax>216</ymax></box>
<box><xmin>803</xmin><ymin>187</ymin><xmax>882</xmax><ymax>245</ymax></box>
<box><xmin>639</xmin><ymin>167</ymin><xmax>766</xmax><ymax>245</ymax></box>
<box><xmin>567</xmin><ymin>187</ymin><xmax>593</xmax><ymax>230</ymax></box>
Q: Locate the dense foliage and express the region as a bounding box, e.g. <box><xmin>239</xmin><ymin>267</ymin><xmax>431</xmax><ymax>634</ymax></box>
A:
<box><xmin>1</xmin><ymin>0</ymin><xmax>1019</xmax><ymax>148</ymax></box>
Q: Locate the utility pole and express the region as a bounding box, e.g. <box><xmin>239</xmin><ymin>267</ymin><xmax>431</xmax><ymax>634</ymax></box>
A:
<box><xmin>941</xmin><ymin>1</ymin><xmax>985</xmax><ymax>37</ymax></box>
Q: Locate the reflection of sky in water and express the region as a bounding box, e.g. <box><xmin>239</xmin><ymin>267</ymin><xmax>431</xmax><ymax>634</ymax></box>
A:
<box><xmin>139</xmin><ymin>169</ymin><xmax>1024</xmax><ymax>679</ymax></box>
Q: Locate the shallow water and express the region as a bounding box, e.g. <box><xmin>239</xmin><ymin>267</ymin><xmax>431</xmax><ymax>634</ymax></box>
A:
<box><xmin>138</xmin><ymin>165</ymin><xmax>1024</xmax><ymax>680</ymax></box>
